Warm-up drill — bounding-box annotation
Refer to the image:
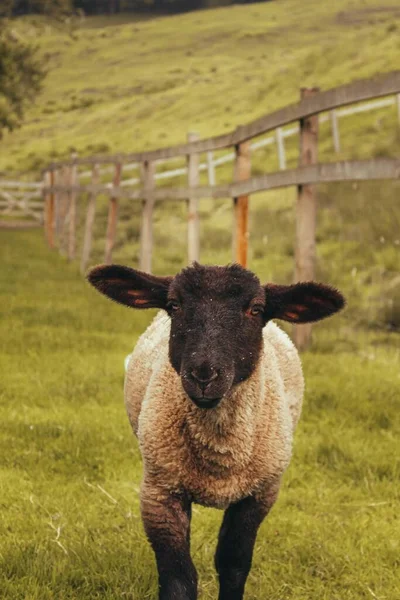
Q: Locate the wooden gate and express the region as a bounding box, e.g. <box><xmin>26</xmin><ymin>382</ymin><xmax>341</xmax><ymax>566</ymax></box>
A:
<box><xmin>0</xmin><ymin>181</ymin><xmax>43</xmax><ymax>224</ymax></box>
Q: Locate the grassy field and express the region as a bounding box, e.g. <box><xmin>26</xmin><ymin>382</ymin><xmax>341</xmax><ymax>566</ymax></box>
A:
<box><xmin>1</xmin><ymin>226</ymin><xmax>400</xmax><ymax>600</ymax></box>
<box><xmin>1</xmin><ymin>1</ymin><xmax>400</xmax><ymax>597</ymax></box>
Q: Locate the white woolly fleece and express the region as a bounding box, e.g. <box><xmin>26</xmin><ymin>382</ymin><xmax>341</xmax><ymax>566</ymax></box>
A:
<box><xmin>124</xmin><ymin>312</ymin><xmax>304</xmax><ymax>509</ymax></box>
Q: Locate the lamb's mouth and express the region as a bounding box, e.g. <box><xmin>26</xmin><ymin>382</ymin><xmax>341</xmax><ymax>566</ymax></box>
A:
<box><xmin>189</xmin><ymin>396</ymin><xmax>222</xmax><ymax>409</ymax></box>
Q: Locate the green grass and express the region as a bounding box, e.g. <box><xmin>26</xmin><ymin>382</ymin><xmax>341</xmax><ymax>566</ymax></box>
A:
<box><xmin>1</xmin><ymin>2</ymin><xmax>400</xmax><ymax>596</ymax></box>
<box><xmin>1</xmin><ymin>227</ymin><xmax>400</xmax><ymax>600</ymax></box>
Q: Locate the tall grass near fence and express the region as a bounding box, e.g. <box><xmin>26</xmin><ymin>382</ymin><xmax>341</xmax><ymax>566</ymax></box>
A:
<box><xmin>64</xmin><ymin>173</ymin><xmax>400</xmax><ymax>337</ymax></box>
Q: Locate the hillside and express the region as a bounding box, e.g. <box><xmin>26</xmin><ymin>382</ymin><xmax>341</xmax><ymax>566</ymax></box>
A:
<box><xmin>0</xmin><ymin>0</ymin><xmax>399</xmax><ymax>173</ymax></box>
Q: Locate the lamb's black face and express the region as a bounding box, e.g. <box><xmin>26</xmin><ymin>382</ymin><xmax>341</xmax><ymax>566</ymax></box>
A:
<box><xmin>167</xmin><ymin>264</ymin><xmax>265</xmax><ymax>408</ymax></box>
<box><xmin>87</xmin><ymin>262</ymin><xmax>345</xmax><ymax>411</ymax></box>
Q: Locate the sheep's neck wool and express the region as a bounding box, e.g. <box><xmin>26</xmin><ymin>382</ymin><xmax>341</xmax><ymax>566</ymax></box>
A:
<box><xmin>125</xmin><ymin>312</ymin><xmax>303</xmax><ymax>509</ymax></box>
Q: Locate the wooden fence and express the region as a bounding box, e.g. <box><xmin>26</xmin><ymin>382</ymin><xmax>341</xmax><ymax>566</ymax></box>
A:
<box><xmin>0</xmin><ymin>181</ymin><xmax>43</xmax><ymax>223</ymax></box>
<box><xmin>41</xmin><ymin>70</ymin><xmax>400</xmax><ymax>349</ymax></box>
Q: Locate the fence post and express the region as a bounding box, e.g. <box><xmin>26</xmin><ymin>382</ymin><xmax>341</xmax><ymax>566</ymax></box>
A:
<box><xmin>187</xmin><ymin>132</ymin><xmax>200</xmax><ymax>264</ymax></box>
<box><xmin>53</xmin><ymin>168</ymin><xmax>62</xmax><ymax>246</ymax></box>
<box><xmin>293</xmin><ymin>87</ymin><xmax>320</xmax><ymax>351</ymax></box>
<box><xmin>105</xmin><ymin>162</ymin><xmax>122</xmax><ymax>264</ymax></box>
<box><xmin>139</xmin><ymin>160</ymin><xmax>155</xmax><ymax>273</ymax></box>
<box><xmin>206</xmin><ymin>151</ymin><xmax>216</xmax><ymax>186</ymax></box>
<box><xmin>397</xmin><ymin>93</ymin><xmax>400</xmax><ymax>125</ymax></box>
<box><xmin>43</xmin><ymin>170</ymin><xmax>49</xmax><ymax>243</ymax></box>
<box><xmin>81</xmin><ymin>164</ymin><xmax>100</xmax><ymax>274</ymax></box>
<box><xmin>49</xmin><ymin>169</ymin><xmax>55</xmax><ymax>247</ymax></box>
<box><xmin>330</xmin><ymin>109</ymin><xmax>341</xmax><ymax>153</ymax></box>
<box><xmin>68</xmin><ymin>154</ymin><xmax>78</xmax><ymax>261</ymax></box>
<box><xmin>59</xmin><ymin>164</ymin><xmax>71</xmax><ymax>255</ymax></box>
<box><xmin>275</xmin><ymin>127</ymin><xmax>286</xmax><ymax>170</ymax></box>
<box><xmin>232</xmin><ymin>140</ymin><xmax>251</xmax><ymax>267</ymax></box>
<box><xmin>43</xmin><ymin>169</ymin><xmax>55</xmax><ymax>248</ymax></box>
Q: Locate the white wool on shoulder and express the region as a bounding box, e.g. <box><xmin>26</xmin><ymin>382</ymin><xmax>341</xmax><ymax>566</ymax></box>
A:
<box><xmin>124</xmin><ymin>353</ymin><xmax>132</xmax><ymax>372</ymax></box>
<box><xmin>124</xmin><ymin>312</ymin><xmax>304</xmax><ymax>509</ymax></box>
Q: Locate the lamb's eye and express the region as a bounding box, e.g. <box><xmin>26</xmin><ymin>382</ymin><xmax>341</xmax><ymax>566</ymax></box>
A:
<box><xmin>249</xmin><ymin>305</ymin><xmax>263</xmax><ymax>317</ymax></box>
<box><xmin>167</xmin><ymin>300</ymin><xmax>180</xmax><ymax>312</ymax></box>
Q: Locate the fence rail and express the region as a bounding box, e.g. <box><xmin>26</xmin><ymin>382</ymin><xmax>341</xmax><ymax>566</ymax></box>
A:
<box><xmin>76</xmin><ymin>93</ymin><xmax>399</xmax><ymax>185</ymax></box>
<box><xmin>46</xmin><ymin>70</ymin><xmax>400</xmax><ymax>168</ymax></box>
<box><xmin>45</xmin><ymin>83</ymin><xmax>400</xmax><ymax>189</ymax></box>
<box><xmin>47</xmin><ymin>159</ymin><xmax>400</xmax><ymax>201</ymax></box>
<box><xmin>0</xmin><ymin>181</ymin><xmax>44</xmax><ymax>222</ymax></box>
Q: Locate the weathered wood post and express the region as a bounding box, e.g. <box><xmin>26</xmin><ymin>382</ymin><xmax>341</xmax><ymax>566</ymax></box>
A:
<box><xmin>105</xmin><ymin>161</ymin><xmax>122</xmax><ymax>263</ymax></box>
<box><xmin>68</xmin><ymin>154</ymin><xmax>78</xmax><ymax>261</ymax></box>
<box><xmin>293</xmin><ymin>87</ymin><xmax>320</xmax><ymax>351</ymax></box>
<box><xmin>206</xmin><ymin>151</ymin><xmax>216</xmax><ymax>186</ymax></box>
<box><xmin>53</xmin><ymin>168</ymin><xmax>63</xmax><ymax>250</ymax></box>
<box><xmin>187</xmin><ymin>132</ymin><xmax>200</xmax><ymax>264</ymax></box>
<box><xmin>330</xmin><ymin>109</ymin><xmax>341</xmax><ymax>153</ymax></box>
<box><xmin>43</xmin><ymin>169</ymin><xmax>55</xmax><ymax>248</ymax></box>
<box><xmin>396</xmin><ymin>93</ymin><xmax>400</xmax><ymax>125</ymax></box>
<box><xmin>275</xmin><ymin>127</ymin><xmax>286</xmax><ymax>170</ymax></box>
<box><xmin>43</xmin><ymin>170</ymin><xmax>49</xmax><ymax>243</ymax></box>
<box><xmin>53</xmin><ymin>167</ymin><xmax>62</xmax><ymax>246</ymax></box>
<box><xmin>139</xmin><ymin>160</ymin><xmax>155</xmax><ymax>273</ymax></box>
<box><xmin>59</xmin><ymin>164</ymin><xmax>71</xmax><ymax>256</ymax></box>
<box><xmin>49</xmin><ymin>169</ymin><xmax>56</xmax><ymax>247</ymax></box>
<box><xmin>232</xmin><ymin>140</ymin><xmax>251</xmax><ymax>267</ymax></box>
<box><xmin>81</xmin><ymin>164</ymin><xmax>100</xmax><ymax>274</ymax></box>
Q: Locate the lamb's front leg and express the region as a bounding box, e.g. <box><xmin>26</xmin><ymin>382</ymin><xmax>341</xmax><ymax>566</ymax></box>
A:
<box><xmin>141</xmin><ymin>481</ymin><xmax>197</xmax><ymax>600</ymax></box>
<box><xmin>215</xmin><ymin>482</ymin><xmax>280</xmax><ymax>600</ymax></box>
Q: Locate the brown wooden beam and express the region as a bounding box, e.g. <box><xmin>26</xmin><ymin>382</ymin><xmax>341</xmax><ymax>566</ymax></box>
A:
<box><xmin>80</xmin><ymin>164</ymin><xmax>100</xmax><ymax>274</ymax></box>
<box><xmin>187</xmin><ymin>132</ymin><xmax>200</xmax><ymax>264</ymax></box>
<box><xmin>104</xmin><ymin>162</ymin><xmax>122</xmax><ymax>264</ymax></box>
<box><xmin>139</xmin><ymin>160</ymin><xmax>155</xmax><ymax>273</ymax></box>
<box><xmin>293</xmin><ymin>87</ymin><xmax>319</xmax><ymax>352</ymax></box>
<box><xmin>233</xmin><ymin>141</ymin><xmax>251</xmax><ymax>267</ymax></box>
<box><xmin>45</xmin><ymin>158</ymin><xmax>400</xmax><ymax>202</ymax></box>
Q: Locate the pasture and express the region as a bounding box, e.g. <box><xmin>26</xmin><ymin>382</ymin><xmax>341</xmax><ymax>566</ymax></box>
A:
<box><xmin>1</xmin><ymin>0</ymin><xmax>400</xmax><ymax>597</ymax></box>
<box><xmin>1</xmin><ymin>228</ymin><xmax>399</xmax><ymax>599</ymax></box>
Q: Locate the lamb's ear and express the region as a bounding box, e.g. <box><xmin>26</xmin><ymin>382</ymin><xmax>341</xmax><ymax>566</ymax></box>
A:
<box><xmin>263</xmin><ymin>282</ymin><xmax>345</xmax><ymax>323</ymax></box>
<box><xmin>87</xmin><ymin>264</ymin><xmax>173</xmax><ymax>309</ymax></box>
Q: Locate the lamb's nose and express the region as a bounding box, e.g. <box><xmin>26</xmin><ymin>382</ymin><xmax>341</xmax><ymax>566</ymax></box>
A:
<box><xmin>191</xmin><ymin>368</ymin><xmax>218</xmax><ymax>390</ymax></box>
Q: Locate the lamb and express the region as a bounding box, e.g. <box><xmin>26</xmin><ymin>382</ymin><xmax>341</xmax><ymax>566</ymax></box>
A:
<box><xmin>87</xmin><ymin>262</ymin><xmax>344</xmax><ymax>600</ymax></box>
